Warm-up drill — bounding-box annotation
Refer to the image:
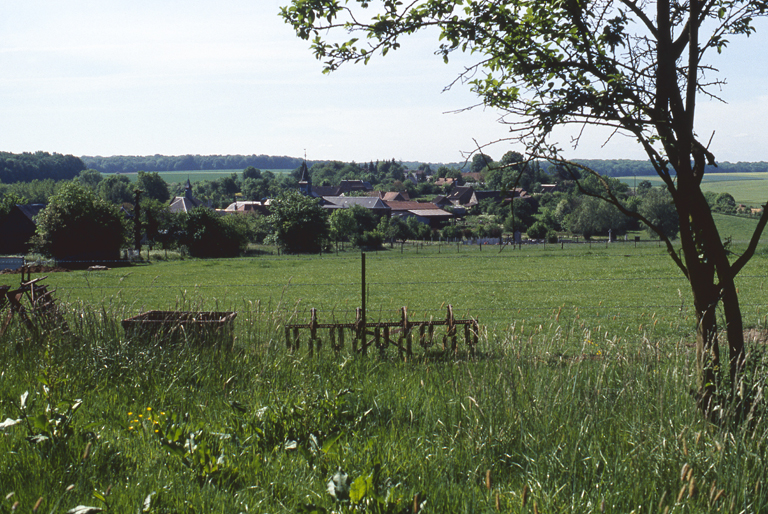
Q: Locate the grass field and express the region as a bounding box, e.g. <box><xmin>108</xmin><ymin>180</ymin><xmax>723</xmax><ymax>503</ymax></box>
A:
<box><xmin>618</xmin><ymin>173</ymin><xmax>768</xmax><ymax>206</ymax></box>
<box><xmin>107</xmin><ymin>169</ymin><xmax>293</xmax><ymax>184</ymax></box>
<box><xmin>1</xmin><ymin>243</ymin><xmax>767</xmax><ymax>513</ymax></box>
<box><xmin>4</xmin><ymin>241</ymin><xmax>768</xmax><ymax>344</ymax></box>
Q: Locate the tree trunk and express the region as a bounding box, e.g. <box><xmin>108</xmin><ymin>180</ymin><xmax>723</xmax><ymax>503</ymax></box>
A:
<box><xmin>676</xmin><ymin>177</ymin><xmax>746</xmax><ymax>418</ymax></box>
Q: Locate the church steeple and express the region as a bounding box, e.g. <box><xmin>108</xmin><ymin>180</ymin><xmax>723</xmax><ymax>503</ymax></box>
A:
<box><xmin>298</xmin><ymin>160</ymin><xmax>312</xmax><ymax>196</ymax></box>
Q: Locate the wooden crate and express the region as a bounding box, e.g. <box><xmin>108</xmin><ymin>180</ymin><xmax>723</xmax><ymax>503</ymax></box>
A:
<box><xmin>122</xmin><ymin>310</ymin><xmax>237</xmax><ymax>348</ymax></box>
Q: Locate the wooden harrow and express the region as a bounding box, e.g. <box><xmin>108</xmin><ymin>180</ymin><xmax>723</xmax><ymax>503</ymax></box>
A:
<box><xmin>0</xmin><ymin>267</ymin><xmax>69</xmax><ymax>339</ymax></box>
<box><xmin>284</xmin><ymin>305</ymin><xmax>479</xmax><ymax>357</ymax></box>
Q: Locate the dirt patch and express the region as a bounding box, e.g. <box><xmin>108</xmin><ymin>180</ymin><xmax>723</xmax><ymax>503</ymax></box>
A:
<box><xmin>0</xmin><ymin>265</ymin><xmax>71</xmax><ymax>275</ymax></box>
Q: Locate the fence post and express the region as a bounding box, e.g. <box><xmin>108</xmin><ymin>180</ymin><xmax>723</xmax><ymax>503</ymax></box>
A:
<box><xmin>400</xmin><ymin>307</ymin><xmax>409</xmax><ymax>359</ymax></box>
<box><xmin>309</xmin><ymin>308</ymin><xmax>318</xmax><ymax>357</ymax></box>
<box><xmin>361</xmin><ymin>252</ymin><xmax>366</xmax><ymax>336</ymax></box>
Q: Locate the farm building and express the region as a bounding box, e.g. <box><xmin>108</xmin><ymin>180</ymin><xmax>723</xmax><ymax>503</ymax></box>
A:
<box><xmin>0</xmin><ymin>204</ymin><xmax>45</xmax><ymax>255</ymax></box>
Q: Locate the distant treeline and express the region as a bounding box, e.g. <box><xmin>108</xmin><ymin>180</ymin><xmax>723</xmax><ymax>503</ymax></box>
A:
<box><xmin>0</xmin><ymin>151</ymin><xmax>85</xmax><ymax>183</ymax></box>
<box><xmin>573</xmin><ymin>159</ymin><xmax>768</xmax><ymax>177</ymax></box>
<box><xmin>81</xmin><ymin>154</ymin><xmax>307</xmax><ymax>174</ymax></box>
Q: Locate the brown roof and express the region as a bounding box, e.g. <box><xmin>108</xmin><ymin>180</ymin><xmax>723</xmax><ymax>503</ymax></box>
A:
<box><xmin>384</xmin><ymin>201</ymin><xmax>440</xmax><ymax>211</ymax></box>
<box><xmin>381</xmin><ymin>191</ymin><xmax>410</xmax><ymax>201</ymax></box>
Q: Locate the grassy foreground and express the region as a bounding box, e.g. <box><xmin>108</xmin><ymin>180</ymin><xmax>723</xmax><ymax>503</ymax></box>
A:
<box><xmin>0</xmin><ymin>311</ymin><xmax>766</xmax><ymax>513</ymax></box>
<box><xmin>1</xmin><ymin>244</ymin><xmax>767</xmax><ymax>513</ymax></box>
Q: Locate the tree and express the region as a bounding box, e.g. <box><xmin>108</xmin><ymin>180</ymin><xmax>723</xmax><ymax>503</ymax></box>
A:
<box><xmin>282</xmin><ymin>0</ymin><xmax>768</xmax><ymax>418</ymax></box>
<box><xmin>98</xmin><ymin>174</ymin><xmax>133</xmax><ymax>205</ymax></box>
<box><xmin>565</xmin><ymin>196</ymin><xmax>631</xmax><ymax>239</ymax></box>
<box><xmin>638</xmin><ymin>187</ymin><xmax>680</xmax><ymax>240</ymax></box>
<box><xmin>75</xmin><ymin>169</ymin><xmax>103</xmax><ymax>190</ymax></box>
<box><xmin>177</xmin><ymin>207</ymin><xmax>246</xmax><ymax>258</ymax></box>
<box><xmin>268</xmin><ymin>190</ymin><xmax>329</xmax><ymax>253</ymax></box>
<box><xmin>136</xmin><ymin>171</ymin><xmax>170</xmax><ymax>202</ymax></box>
<box><xmin>33</xmin><ymin>182</ymin><xmax>127</xmax><ymax>264</ymax></box>
<box><xmin>329</xmin><ymin>208</ymin><xmax>357</xmax><ymax>249</ymax></box>
<box><xmin>714</xmin><ymin>192</ymin><xmax>738</xmax><ymax>214</ymax></box>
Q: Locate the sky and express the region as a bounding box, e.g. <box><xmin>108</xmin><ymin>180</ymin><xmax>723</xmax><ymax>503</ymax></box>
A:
<box><xmin>1</xmin><ymin>1</ymin><xmax>767</xmax><ymax>165</ymax></box>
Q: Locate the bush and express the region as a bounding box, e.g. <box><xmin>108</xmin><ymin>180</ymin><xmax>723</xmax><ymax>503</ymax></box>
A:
<box><xmin>527</xmin><ymin>221</ymin><xmax>550</xmax><ymax>240</ymax></box>
<box><xmin>178</xmin><ymin>208</ymin><xmax>246</xmax><ymax>258</ymax></box>
<box><xmin>353</xmin><ymin>230</ymin><xmax>384</xmax><ymax>249</ymax></box>
<box><xmin>33</xmin><ymin>182</ymin><xmax>127</xmax><ymax>264</ymax></box>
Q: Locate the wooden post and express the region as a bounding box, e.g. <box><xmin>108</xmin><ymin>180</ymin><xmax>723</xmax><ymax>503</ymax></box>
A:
<box><xmin>354</xmin><ymin>308</ymin><xmax>361</xmax><ymax>353</ymax></box>
<box><xmin>309</xmin><ymin>308</ymin><xmax>318</xmax><ymax>356</ymax></box>
<box><xmin>401</xmin><ymin>307</ymin><xmax>410</xmax><ymax>358</ymax></box>
<box><xmin>292</xmin><ymin>327</ymin><xmax>300</xmax><ymax>352</ymax></box>
<box><xmin>285</xmin><ymin>326</ymin><xmax>291</xmax><ymax>351</ymax></box>
<box><xmin>361</xmin><ymin>252</ymin><xmax>366</xmax><ymax>341</ymax></box>
<box><xmin>447</xmin><ymin>305</ymin><xmax>457</xmax><ymax>353</ymax></box>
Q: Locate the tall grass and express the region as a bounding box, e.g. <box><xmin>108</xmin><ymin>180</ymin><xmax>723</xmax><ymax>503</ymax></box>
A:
<box><xmin>1</xmin><ymin>299</ymin><xmax>766</xmax><ymax>513</ymax></box>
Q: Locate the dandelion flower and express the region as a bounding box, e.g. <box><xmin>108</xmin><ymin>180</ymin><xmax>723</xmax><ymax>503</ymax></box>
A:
<box><xmin>147</xmin><ymin>407</ymin><xmax>152</xmax><ymax>411</ymax></box>
<box><xmin>128</xmin><ymin>412</ymin><xmax>133</xmax><ymax>416</ymax></box>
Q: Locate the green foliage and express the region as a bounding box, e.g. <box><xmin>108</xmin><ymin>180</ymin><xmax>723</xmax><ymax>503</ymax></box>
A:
<box><xmin>33</xmin><ymin>182</ymin><xmax>127</xmax><ymax>262</ymax></box>
<box><xmin>564</xmin><ymin>196</ymin><xmax>631</xmax><ymax>239</ymax></box>
<box><xmin>638</xmin><ymin>187</ymin><xmax>679</xmax><ymax>240</ymax></box>
<box><xmin>136</xmin><ymin>171</ymin><xmax>170</xmax><ymax>202</ymax></box>
<box><xmin>0</xmin><ymin>151</ymin><xmax>85</xmax><ymax>183</ymax></box>
<box><xmin>526</xmin><ymin>221</ymin><xmax>550</xmax><ymax>240</ymax></box>
<box><xmin>714</xmin><ymin>192</ymin><xmax>738</xmax><ymax>214</ymax></box>
<box><xmin>74</xmin><ymin>169</ymin><xmax>103</xmax><ymax>190</ymax></box>
<box><xmin>269</xmin><ymin>190</ymin><xmax>330</xmax><ymax>253</ymax></box>
<box><xmin>177</xmin><ymin>208</ymin><xmax>246</xmax><ymax>258</ymax></box>
<box><xmin>0</xmin><ymin>192</ymin><xmax>26</xmax><ymax>219</ymax></box>
<box><xmin>97</xmin><ymin>174</ymin><xmax>133</xmax><ymax>205</ymax></box>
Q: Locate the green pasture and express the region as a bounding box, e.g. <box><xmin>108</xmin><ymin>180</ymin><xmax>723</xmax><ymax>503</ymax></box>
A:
<box><xmin>618</xmin><ymin>173</ymin><xmax>768</xmax><ymax>206</ymax></box>
<box><xmin>4</xmin><ymin>241</ymin><xmax>768</xmax><ymax>344</ymax></box>
<box><xmin>2</xmin><ymin>245</ymin><xmax>767</xmax><ymax>512</ymax></box>
<box><xmin>106</xmin><ymin>169</ymin><xmax>293</xmax><ymax>184</ymax></box>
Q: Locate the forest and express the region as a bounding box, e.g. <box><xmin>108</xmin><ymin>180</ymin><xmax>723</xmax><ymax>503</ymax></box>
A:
<box><xmin>0</xmin><ymin>152</ymin><xmax>85</xmax><ymax>183</ymax></box>
<box><xmin>80</xmin><ymin>154</ymin><xmax>307</xmax><ymax>174</ymax></box>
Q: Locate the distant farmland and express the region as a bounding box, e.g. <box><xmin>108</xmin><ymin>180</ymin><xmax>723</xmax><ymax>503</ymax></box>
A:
<box><xmin>108</xmin><ymin>169</ymin><xmax>293</xmax><ymax>183</ymax></box>
<box><xmin>618</xmin><ymin>172</ymin><xmax>768</xmax><ymax>206</ymax></box>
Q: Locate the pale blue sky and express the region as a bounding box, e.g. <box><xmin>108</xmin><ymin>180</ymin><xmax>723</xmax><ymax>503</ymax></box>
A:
<box><xmin>1</xmin><ymin>1</ymin><xmax>766</xmax><ymax>164</ymax></box>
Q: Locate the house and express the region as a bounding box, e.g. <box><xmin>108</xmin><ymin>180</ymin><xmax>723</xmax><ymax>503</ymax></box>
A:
<box><xmin>539</xmin><ymin>184</ymin><xmax>560</xmax><ymax>193</ymax></box>
<box><xmin>462</xmin><ymin>172</ymin><xmax>484</xmax><ymax>183</ymax></box>
<box><xmin>373</xmin><ymin>191</ymin><xmax>411</xmax><ymax>202</ymax></box>
<box><xmin>224</xmin><ymin>200</ymin><xmax>270</xmax><ymax>215</ymax></box>
<box><xmin>446</xmin><ymin>186</ymin><xmax>478</xmax><ymax>207</ymax></box>
<box><xmin>383</xmin><ymin>200</ymin><xmax>454</xmax><ymax>228</ymax></box>
<box><xmin>433</xmin><ymin>177</ymin><xmax>456</xmax><ymax>188</ymax></box>
<box><xmin>0</xmin><ymin>204</ymin><xmax>45</xmax><ymax>255</ymax></box>
<box><xmin>169</xmin><ymin>179</ymin><xmax>209</xmax><ymax>213</ymax></box>
<box><xmin>321</xmin><ymin>196</ymin><xmax>391</xmax><ymax>218</ymax></box>
<box><xmin>299</xmin><ymin>162</ymin><xmax>374</xmax><ymax>197</ymax></box>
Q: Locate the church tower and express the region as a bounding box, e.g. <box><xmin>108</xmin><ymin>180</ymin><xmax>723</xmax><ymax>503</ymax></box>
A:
<box><xmin>298</xmin><ymin>160</ymin><xmax>312</xmax><ymax>196</ymax></box>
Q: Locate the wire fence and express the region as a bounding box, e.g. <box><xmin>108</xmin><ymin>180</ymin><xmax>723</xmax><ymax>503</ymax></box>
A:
<box><xmin>3</xmin><ymin>242</ymin><xmax>768</xmax><ymax>343</ymax></box>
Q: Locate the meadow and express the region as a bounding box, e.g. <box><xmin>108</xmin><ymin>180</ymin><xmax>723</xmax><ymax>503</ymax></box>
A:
<box><xmin>618</xmin><ymin>173</ymin><xmax>768</xmax><ymax>207</ymax></box>
<box><xmin>107</xmin><ymin>169</ymin><xmax>293</xmax><ymax>184</ymax></box>
<box><xmin>1</xmin><ymin>241</ymin><xmax>768</xmax><ymax>513</ymax></box>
